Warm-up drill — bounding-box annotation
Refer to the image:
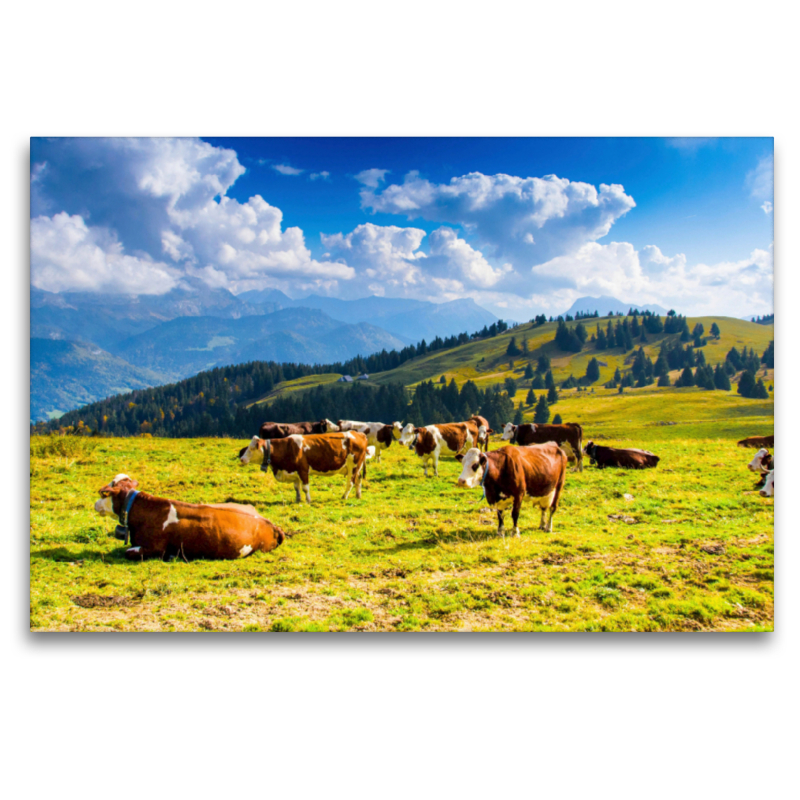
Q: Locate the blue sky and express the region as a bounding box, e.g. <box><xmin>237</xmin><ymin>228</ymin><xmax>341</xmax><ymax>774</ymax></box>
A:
<box><xmin>30</xmin><ymin>137</ymin><xmax>773</xmax><ymax>318</ymax></box>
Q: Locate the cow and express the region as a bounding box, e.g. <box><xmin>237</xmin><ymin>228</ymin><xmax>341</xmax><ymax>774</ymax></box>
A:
<box><xmin>257</xmin><ymin>419</ymin><xmax>339</xmax><ymax>440</ymax></box>
<box><xmin>239</xmin><ymin>431</ymin><xmax>374</xmax><ymax>503</ymax></box>
<box><xmin>760</xmin><ymin>470</ymin><xmax>774</xmax><ymax>498</ymax></box>
<box><xmin>93</xmin><ymin>474</ymin><xmax>285</xmax><ymax>561</ymax></box>
<box><xmin>502</xmin><ymin>422</ymin><xmax>584</xmax><ymax>471</ymax></box>
<box><xmin>337</xmin><ymin>422</ymin><xmax>395</xmax><ymax>463</ymax></box>
<box><xmin>583</xmin><ymin>441</ymin><xmax>660</xmax><ymax>469</ymax></box>
<box><xmin>455</xmin><ymin>444</ymin><xmax>567</xmax><ymax>536</ymax></box>
<box><xmin>469</xmin><ymin>415</ymin><xmax>494</xmax><ymax>452</ymax></box>
<box><xmin>336</xmin><ymin>420</ymin><xmax>367</xmax><ymax>431</ymax></box>
<box><xmin>747</xmin><ymin>448</ymin><xmax>773</xmax><ymax>487</ymax></box>
<box><xmin>737</xmin><ymin>435</ymin><xmax>774</xmax><ymax>449</ymax></box>
<box><xmin>404</xmin><ymin>423</ymin><xmax>477</xmax><ymax>477</ymax></box>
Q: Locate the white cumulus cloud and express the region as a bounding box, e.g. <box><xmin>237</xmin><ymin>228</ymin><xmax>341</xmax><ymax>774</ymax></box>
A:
<box><xmin>272</xmin><ymin>164</ymin><xmax>304</xmax><ymax>176</ymax></box>
<box><xmin>354</xmin><ymin>168</ymin><xmax>389</xmax><ymax>188</ymax></box>
<box><xmin>761</xmin><ymin>200</ymin><xmax>773</xmax><ymax>215</ymax></box>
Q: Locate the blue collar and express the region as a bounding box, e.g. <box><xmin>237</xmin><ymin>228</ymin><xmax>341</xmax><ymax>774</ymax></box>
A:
<box><xmin>480</xmin><ymin>457</ymin><xmax>490</xmax><ymax>498</ymax></box>
<box><xmin>121</xmin><ymin>490</ymin><xmax>139</xmax><ymax>525</ymax></box>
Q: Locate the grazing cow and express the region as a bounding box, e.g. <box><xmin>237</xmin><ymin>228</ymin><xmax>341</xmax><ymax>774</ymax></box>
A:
<box><xmin>339</xmin><ymin>422</ymin><xmax>395</xmax><ymax>463</ymax></box>
<box><xmin>469</xmin><ymin>415</ymin><xmax>493</xmax><ymax>452</ymax></box>
<box><xmin>258</xmin><ymin>419</ymin><xmax>339</xmax><ymax>440</ymax></box>
<box><xmin>747</xmin><ymin>448</ymin><xmax>773</xmax><ymax>486</ymax></box>
<box><xmin>404</xmin><ymin>423</ymin><xmax>477</xmax><ymax>477</ymax></box>
<box><xmin>93</xmin><ymin>474</ymin><xmax>285</xmax><ymax>561</ymax></box>
<box><xmin>455</xmin><ymin>444</ymin><xmax>567</xmax><ymax>536</ymax></box>
<box><xmin>760</xmin><ymin>470</ymin><xmax>774</xmax><ymax>498</ymax></box>
<box><xmin>737</xmin><ymin>435</ymin><xmax>774</xmax><ymax>449</ymax></box>
<box><xmin>584</xmin><ymin>441</ymin><xmax>660</xmax><ymax>469</ymax></box>
<box><xmin>502</xmin><ymin>422</ymin><xmax>584</xmax><ymax>471</ymax></box>
<box><xmin>239</xmin><ymin>431</ymin><xmax>374</xmax><ymax>503</ymax></box>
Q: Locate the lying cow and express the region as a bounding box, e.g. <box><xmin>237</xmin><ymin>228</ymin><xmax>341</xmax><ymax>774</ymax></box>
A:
<box><xmin>760</xmin><ymin>470</ymin><xmax>774</xmax><ymax>498</ymax></box>
<box><xmin>337</xmin><ymin>422</ymin><xmax>395</xmax><ymax>463</ymax></box>
<box><xmin>502</xmin><ymin>422</ymin><xmax>584</xmax><ymax>471</ymax></box>
<box><xmin>239</xmin><ymin>431</ymin><xmax>374</xmax><ymax>503</ymax></box>
<box><xmin>469</xmin><ymin>415</ymin><xmax>494</xmax><ymax>452</ymax></box>
<box><xmin>401</xmin><ymin>423</ymin><xmax>477</xmax><ymax>477</ymax></box>
<box><xmin>94</xmin><ymin>474</ymin><xmax>285</xmax><ymax>560</ymax></box>
<box><xmin>258</xmin><ymin>419</ymin><xmax>339</xmax><ymax>439</ymax></box>
<box><xmin>584</xmin><ymin>441</ymin><xmax>660</xmax><ymax>469</ymax></box>
<box><xmin>738</xmin><ymin>435</ymin><xmax>774</xmax><ymax>449</ymax></box>
<box><xmin>456</xmin><ymin>444</ymin><xmax>567</xmax><ymax>536</ymax></box>
<box><xmin>747</xmin><ymin>448</ymin><xmax>773</xmax><ymax>487</ymax></box>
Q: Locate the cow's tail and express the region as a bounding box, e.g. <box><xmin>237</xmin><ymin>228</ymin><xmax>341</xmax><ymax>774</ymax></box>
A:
<box><xmin>574</xmin><ymin>423</ymin><xmax>584</xmax><ymax>470</ymax></box>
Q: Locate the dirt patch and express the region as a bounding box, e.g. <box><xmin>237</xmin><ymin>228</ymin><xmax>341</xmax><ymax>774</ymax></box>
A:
<box><xmin>71</xmin><ymin>594</ymin><xmax>138</xmax><ymax>609</ymax></box>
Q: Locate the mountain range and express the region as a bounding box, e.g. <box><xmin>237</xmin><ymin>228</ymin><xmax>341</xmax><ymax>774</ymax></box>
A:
<box><xmin>29</xmin><ymin>283</ymin><xmax>499</xmax><ymax>421</ymax></box>
<box><xmin>563</xmin><ymin>296</ymin><xmax>670</xmax><ymax>317</ymax></box>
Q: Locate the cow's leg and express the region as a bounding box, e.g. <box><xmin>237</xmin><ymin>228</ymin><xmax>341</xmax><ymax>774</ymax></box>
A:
<box><xmin>354</xmin><ymin>456</ymin><xmax>365</xmax><ymax>499</ymax></box>
<box><xmin>512</xmin><ymin>498</ymin><xmax>522</xmax><ymax>537</ymax></box>
<box><xmin>422</xmin><ymin>457</ymin><xmax>429</xmax><ymax>478</ymax></box>
<box><xmin>496</xmin><ymin>509</ymin><xmax>505</xmax><ymax>538</ymax></box>
<box><xmin>433</xmin><ymin>453</ymin><xmax>439</xmax><ymax>477</ymax></box>
<box><xmin>124</xmin><ymin>545</ymin><xmax>155</xmax><ymax>560</ymax></box>
<box><xmin>293</xmin><ymin>478</ymin><xmax>302</xmax><ymax>503</ymax></box>
<box><xmin>342</xmin><ymin>456</ymin><xmax>356</xmax><ymax>500</ymax></box>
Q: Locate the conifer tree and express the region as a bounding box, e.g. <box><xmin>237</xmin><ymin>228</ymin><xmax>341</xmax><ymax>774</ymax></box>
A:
<box><xmin>526</xmin><ymin>388</ymin><xmax>536</xmax><ymax>406</ymax></box>
<box><xmin>524</xmin><ymin>362</ymin><xmax>534</xmax><ymax>380</ymax></box>
<box><xmin>547</xmin><ymin>385</ymin><xmax>559</xmax><ymax>404</ymax></box>
<box><xmin>737</xmin><ymin>369</ymin><xmax>756</xmax><ymax>397</ymax></box>
<box><xmin>710</xmin><ymin>322</ymin><xmax>721</xmax><ymax>339</ymax></box>
<box><xmin>713</xmin><ymin>364</ymin><xmax>731</xmax><ymax>391</ymax></box>
<box><xmin>585</xmin><ymin>357</ymin><xmax>600</xmax><ymax>383</ymax></box>
<box><xmin>534</xmin><ymin>394</ymin><xmax>550</xmax><ymax>423</ymax></box>
<box><xmin>545</xmin><ymin>370</ymin><xmax>555</xmax><ymax>390</ymax></box>
<box><xmin>552</xmin><ymin>413</ymin><xmax>562</xmax><ymax>424</ymax></box>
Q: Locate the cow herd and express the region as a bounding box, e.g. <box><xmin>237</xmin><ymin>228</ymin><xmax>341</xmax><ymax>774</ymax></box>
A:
<box><xmin>93</xmin><ymin>415</ymin><xmax>774</xmax><ymax>561</ymax></box>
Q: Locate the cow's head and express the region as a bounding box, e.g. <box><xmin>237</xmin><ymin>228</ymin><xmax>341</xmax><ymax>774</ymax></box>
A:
<box><xmin>583</xmin><ymin>441</ymin><xmax>597</xmax><ymax>459</ymax></box>
<box><xmin>239</xmin><ymin>436</ymin><xmax>267</xmax><ymax>466</ymax></box>
<box><xmin>94</xmin><ymin>473</ymin><xmax>139</xmax><ymax>517</ymax></box>
<box><xmin>760</xmin><ymin>470</ymin><xmax>774</xmax><ymax>498</ymax></box>
<box><xmin>398</xmin><ymin>422</ymin><xmax>416</xmax><ymax>445</ymax></box>
<box><xmin>477</xmin><ymin>424</ymin><xmax>494</xmax><ymax>444</ymax></box>
<box><xmin>455</xmin><ymin>448</ymin><xmax>487</xmax><ymax>488</ymax></box>
<box><xmin>377</xmin><ymin>425</ymin><xmax>394</xmax><ymax>447</ymax></box>
<box><xmin>323</xmin><ymin>419</ymin><xmax>340</xmax><ymax>432</ymax></box>
<box><xmin>501</xmin><ymin>422</ymin><xmax>516</xmax><ymax>440</ymax></box>
<box><xmin>747</xmin><ymin>448</ymin><xmax>770</xmax><ymax>473</ymax></box>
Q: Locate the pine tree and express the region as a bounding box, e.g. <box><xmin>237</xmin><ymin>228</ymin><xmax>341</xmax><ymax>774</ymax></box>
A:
<box><xmin>547</xmin><ymin>385</ymin><xmax>559</xmax><ymax>404</ymax></box>
<box><xmin>761</xmin><ymin>340</ymin><xmax>774</xmax><ymax>368</ymax></box>
<box><xmin>524</xmin><ymin>362</ymin><xmax>534</xmax><ymax>380</ymax></box>
<box><xmin>526</xmin><ymin>388</ymin><xmax>536</xmax><ymax>406</ymax></box>
<box><xmin>678</xmin><ymin>366</ymin><xmax>694</xmax><ymax>387</ymax></box>
<box><xmin>552</xmin><ymin>413</ymin><xmax>562</xmax><ymax>424</ymax></box>
<box><xmin>504</xmin><ymin>377</ymin><xmax>518</xmax><ymax>398</ymax></box>
<box><xmin>534</xmin><ymin>395</ymin><xmax>550</xmax><ymax>423</ymax></box>
<box><xmin>531</xmin><ymin>373</ymin><xmax>545</xmax><ymax>389</ymax></box>
<box><xmin>513</xmin><ymin>403</ymin><xmax>524</xmax><ymax>425</ymax></box>
<box><xmin>506</xmin><ymin>336</ymin><xmax>521</xmax><ymax>356</ymax></box>
<box><xmin>657</xmin><ymin>374</ymin><xmax>671</xmax><ymax>387</ymax></box>
<box><xmin>585</xmin><ymin>357</ymin><xmax>600</xmax><ymax>383</ymax></box>
<box><xmin>710</xmin><ymin>322</ymin><xmax>721</xmax><ymax>339</ymax></box>
<box><xmin>737</xmin><ymin>369</ymin><xmax>756</xmax><ymax>398</ymax></box>
<box><xmin>545</xmin><ymin>370</ymin><xmax>555</xmax><ymax>390</ymax></box>
<box><xmin>537</xmin><ymin>355</ymin><xmax>551</xmax><ymax>373</ymax></box>
<box><xmin>713</xmin><ymin>364</ymin><xmax>731</xmax><ymax>391</ymax></box>
<box><xmin>752</xmin><ymin>378</ymin><xmax>769</xmax><ymax>399</ymax></box>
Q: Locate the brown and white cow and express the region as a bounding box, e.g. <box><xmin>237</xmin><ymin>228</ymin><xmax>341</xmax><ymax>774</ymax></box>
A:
<box><xmin>502</xmin><ymin>422</ymin><xmax>584</xmax><ymax>471</ymax></box>
<box><xmin>583</xmin><ymin>441</ymin><xmax>660</xmax><ymax>469</ymax></box>
<box><xmin>737</xmin><ymin>435</ymin><xmax>774</xmax><ymax>449</ymax></box>
<box><xmin>93</xmin><ymin>474</ymin><xmax>285</xmax><ymax>561</ymax></box>
<box><xmin>456</xmin><ymin>444</ymin><xmax>567</xmax><ymax>536</ymax></box>
<box><xmin>258</xmin><ymin>419</ymin><xmax>340</xmax><ymax>440</ymax></box>
<box><xmin>469</xmin><ymin>415</ymin><xmax>494</xmax><ymax>452</ymax></box>
<box><xmin>336</xmin><ymin>420</ymin><xmax>367</xmax><ymax>431</ymax></box>
<box><xmin>403</xmin><ymin>423</ymin><xmax>477</xmax><ymax>477</ymax></box>
<box><xmin>338</xmin><ymin>422</ymin><xmax>395</xmax><ymax>463</ymax></box>
<box><xmin>747</xmin><ymin>448</ymin><xmax>773</xmax><ymax>487</ymax></box>
<box><xmin>760</xmin><ymin>470</ymin><xmax>774</xmax><ymax>498</ymax></box>
<box><xmin>239</xmin><ymin>431</ymin><xmax>374</xmax><ymax>503</ymax></box>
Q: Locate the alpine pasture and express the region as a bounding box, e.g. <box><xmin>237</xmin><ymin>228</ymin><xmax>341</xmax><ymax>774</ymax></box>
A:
<box><xmin>30</xmin><ymin>316</ymin><xmax>774</xmax><ymax>632</ymax></box>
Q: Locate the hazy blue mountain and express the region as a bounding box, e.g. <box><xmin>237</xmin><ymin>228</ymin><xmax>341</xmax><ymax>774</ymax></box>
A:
<box><xmin>240</xmin><ymin>292</ymin><xmax>499</xmax><ymax>342</ymax></box>
<box><xmin>31</xmin><ymin>283</ymin><xmax>277</xmax><ymax>349</ymax></box>
<box><xmin>111</xmin><ymin>308</ymin><xmax>408</xmax><ymax>379</ymax></box>
<box><xmin>563</xmin><ymin>295</ymin><xmax>671</xmax><ymax>317</ymax></box>
<box><xmin>30</xmin><ymin>338</ymin><xmax>168</xmax><ymax>422</ymax></box>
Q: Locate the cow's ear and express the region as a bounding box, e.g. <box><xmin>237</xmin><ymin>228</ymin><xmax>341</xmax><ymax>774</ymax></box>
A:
<box><xmin>488</xmin><ymin>428</ymin><xmax>495</xmax><ymax>434</ymax></box>
<box><xmin>455</xmin><ymin>454</ymin><xmax>464</xmax><ymax>462</ymax></box>
<box><xmin>251</xmin><ymin>435</ymin><xmax>260</xmax><ymax>445</ymax></box>
<box><xmin>98</xmin><ymin>484</ymin><xmax>122</xmax><ymax>498</ymax></box>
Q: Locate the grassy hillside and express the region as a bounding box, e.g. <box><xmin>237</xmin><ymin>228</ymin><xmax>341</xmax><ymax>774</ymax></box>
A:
<box><xmin>256</xmin><ymin>315</ymin><xmax>773</xmax><ymax>408</ymax></box>
<box><xmin>30</xmin><ymin>395</ymin><xmax>773</xmax><ymax>631</ymax></box>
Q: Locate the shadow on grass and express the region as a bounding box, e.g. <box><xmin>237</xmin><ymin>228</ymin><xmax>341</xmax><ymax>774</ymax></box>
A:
<box><xmin>31</xmin><ymin>546</ymin><xmax>118</xmax><ymax>562</ymax></box>
<box><xmin>370</xmin><ymin>527</ymin><xmax>503</xmax><ymax>554</ymax></box>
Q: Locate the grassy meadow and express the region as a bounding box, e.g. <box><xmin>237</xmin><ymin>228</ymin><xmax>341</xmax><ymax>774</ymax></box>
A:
<box><xmin>30</xmin><ymin>384</ymin><xmax>774</xmax><ymax>632</ymax></box>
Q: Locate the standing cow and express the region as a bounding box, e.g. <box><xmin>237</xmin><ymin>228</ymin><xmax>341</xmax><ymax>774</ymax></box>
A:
<box><xmin>502</xmin><ymin>422</ymin><xmax>584</xmax><ymax>471</ymax></box>
<box><xmin>337</xmin><ymin>422</ymin><xmax>395</xmax><ymax>463</ymax></box>
<box><xmin>93</xmin><ymin>474</ymin><xmax>285</xmax><ymax>560</ymax></box>
<box><xmin>469</xmin><ymin>415</ymin><xmax>493</xmax><ymax>452</ymax></box>
<box><xmin>401</xmin><ymin>423</ymin><xmax>477</xmax><ymax>477</ymax></box>
<box><xmin>456</xmin><ymin>444</ymin><xmax>567</xmax><ymax>536</ymax></box>
<box><xmin>258</xmin><ymin>419</ymin><xmax>340</xmax><ymax>439</ymax></box>
<box><xmin>239</xmin><ymin>431</ymin><xmax>374</xmax><ymax>503</ymax></box>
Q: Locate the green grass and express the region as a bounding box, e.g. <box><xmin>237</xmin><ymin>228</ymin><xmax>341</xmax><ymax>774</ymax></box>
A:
<box><xmin>30</xmin><ymin>387</ymin><xmax>773</xmax><ymax>632</ymax></box>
